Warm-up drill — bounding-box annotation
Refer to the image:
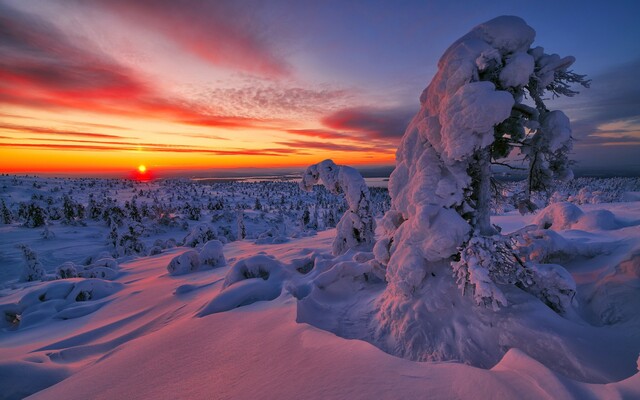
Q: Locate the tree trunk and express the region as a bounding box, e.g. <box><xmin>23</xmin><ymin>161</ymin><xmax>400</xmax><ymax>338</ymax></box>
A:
<box><xmin>473</xmin><ymin>147</ymin><xmax>496</xmax><ymax>236</ymax></box>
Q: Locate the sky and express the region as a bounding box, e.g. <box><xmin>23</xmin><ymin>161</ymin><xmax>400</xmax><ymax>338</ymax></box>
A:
<box><xmin>1</xmin><ymin>0</ymin><xmax>639</xmax><ymax>178</ymax></box>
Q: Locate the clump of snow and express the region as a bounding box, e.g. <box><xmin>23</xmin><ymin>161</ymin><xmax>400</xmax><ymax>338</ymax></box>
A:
<box><xmin>440</xmin><ymin>81</ymin><xmax>514</xmax><ymax>161</ymax></box>
<box><xmin>534</xmin><ymin>202</ymin><xmax>584</xmax><ymax>230</ymax></box>
<box><xmin>0</xmin><ymin>278</ymin><xmax>121</xmax><ymax>330</ymax></box>
<box><xmin>199</xmin><ymin>255</ymin><xmax>288</xmax><ymax>316</ymax></box>
<box><xmin>534</xmin><ymin>202</ymin><xmax>624</xmax><ymax>231</ymax></box>
<box><xmin>55</xmin><ymin>257</ymin><xmax>120</xmax><ymax>281</ymax></box>
<box><xmin>167</xmin><ymin>251</ymin><xmax>201</xmax><ymax>276</ymax></box>
<box><xmin>222</xmin><ymin>254</ymin><xmax>286</xmax><ymax>289</ymax></box>
<box><xmin>300</xmin><ymin>159</ymin><xmax>375</xmax><ymax>255</ymax></box>
<box><xmin>499</xmin><ymin>52</ymin><xmax>534</xmax><ymax>87</ymax></box>
<box><xmin>199</xmin><ymin>240</ymin><xmax>226</xmax><ymax>268</ymax></box>
<box><xmin>167</xmin><ymin>240</ymin><xmax>228</xmax><ymax>276</ymax></box>
<box><xmin>572</xmin><ymin>209</ymin><xmax>621</xmax><ymax>231</ymax></box>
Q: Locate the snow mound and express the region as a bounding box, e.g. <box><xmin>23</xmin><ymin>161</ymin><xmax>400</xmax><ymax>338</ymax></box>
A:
<box><xmin>0</xmin><ymin>279</ymin><xmax>122</xmax><ymax>330</ymax></box>
<box><xmin>199</xmin><ymin>240</ymin><xmax>226</xmax><ymax>268</ymax></box>
<box><xmin>534</xmin><ymin>202</ymin><xmax>584</xmax><ymax>230</ymax></box>
<box><xmin>199</xmin><ymin>255</ymin><xmax>288</xmax><ymax>316</ymax></box>
<box><xmin>572</xmin><ymin>210</ymin><xmax>621</xmax><ymax>231</ymax></box>
<box><xmin>535</xmin><ymin>202</ymin><xmax>624</xmax><ymax>231</ymax></box>
<box><xmin>167</xmin><ymin>250</ymin><xmax>201</xmax><ymax>276</ymax></box>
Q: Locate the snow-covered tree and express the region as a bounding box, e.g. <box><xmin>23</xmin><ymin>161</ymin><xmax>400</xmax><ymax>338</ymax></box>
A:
<box><xmin>300</xmin><ymin>159</ymin><xmax>375</xmax><ymax>255</ymax></box>
<box><xmin>18</xmin><ymin>244</ymin><xmax>46</xmax><ymax>282</ymax></box>
<box><xmin>1</xmin><ymin>199</ymin><xmax>12</xmax><ymax>224</ymax></box>
<box><xmin>374</xmin><ymin>16</ymin><xmax>584</xmax><ymax>361</ymax></box>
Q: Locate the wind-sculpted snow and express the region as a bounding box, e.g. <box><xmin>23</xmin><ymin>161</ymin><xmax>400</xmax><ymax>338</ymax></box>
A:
<box><xmin>1</xmin><ymin>173</ymin><xmax>640</xmax><ymax>398</ymax></box>
<box><xmin>0</xmin><ymin>279</ymin><xmax>122</xmax><ymax>330</ymax></box>
<box><xmin>534</xmin><ymin>202</ymin><xmax>625</xmax><ymax>231</ymax></box>
<box><xmin>301</xmin><ymin>159</ymin><xmax>375</xmax><ymax>255</ymax></box>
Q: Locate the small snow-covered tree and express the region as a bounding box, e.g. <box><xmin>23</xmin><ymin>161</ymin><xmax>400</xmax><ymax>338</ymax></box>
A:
<box><xmin>18</xmin><ymin>244</ymin><xmax>46</xmax><ymax>281</ymax></box>
<box><xmin>300</xmin><ymin>159</ymin><xmax>375</xmax><ymax>255</ymax></box>
<box><xmin>236</xmin><ymin>210</ymin><xmax>246</xmax><ymax>240</ymax></box>
<box><xmin>374</xmin><ymin>16</ymin><xmax>585</xmax><ymax>362</ymax></box>
<box><xmin>1</xmin><ymin>199</ymin><xmax>12</xmax><ymax>224</ymax></box>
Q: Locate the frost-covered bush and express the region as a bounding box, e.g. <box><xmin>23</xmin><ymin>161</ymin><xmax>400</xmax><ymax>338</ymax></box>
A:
<box><xmin>183</xmin><ymin>223</ymin><xmax>217</xmax><ymax>247</ymax></box>
<box><xmin>167</xmin><ymin>251</ymin><xmax>201</xmax><ymax>276</ymax></box>
<box><xmin>56</xmin><ymin>262</ymin><xmax>78</xmax><ymax>279</ymax></box>
<box><xmin>0</xmin><ymin>279</ymin><xmax>122</xmax><ymax>330</ymax></box>
<box><xmin>18</xmin><ymin>244</ymin><xmax>46</xmax><ymax>282</ymax></box>
<box><xmin>200</xmin><ymin>240</ymin><xmax>226</xmax><ymax>268</ymax></box>
<box><xmin>300</xmin><ymin>159</ymin><xmax>375</xmax><ymax>255</ymax></box>
<box><xmin>533</xmin><ymin>202</ymin><xmax>583</xmax><ymax>230</ymax></box>
<box><xmin>452</xmin><ymin>233</ymin><xmax>576</xmax><ymax>313</ymax></box>
<box><xmin>534</xmin><ymin>202</ymin><xmax>623</xmax><ymax>231</ymax></box>
<box><xmin>56</xmin><ymin>257</ymin><xmax>119</xmax><ymax>280</ymax></box>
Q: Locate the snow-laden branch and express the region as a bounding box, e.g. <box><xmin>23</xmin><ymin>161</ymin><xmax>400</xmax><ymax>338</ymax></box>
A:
<box><xmin>300</xmin><ymin>159</ymin><xmax>375</xmax><ymax>255</ymax></box>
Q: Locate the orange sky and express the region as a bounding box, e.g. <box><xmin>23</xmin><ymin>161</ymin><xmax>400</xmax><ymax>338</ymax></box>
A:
<box><xmin>0</xmin><ymin>2</ymin><xmax>405</xmax><ymax>177</ymax></box>
<box><xmin>2</xmin><ymin>1</ymin><xmax>639</xmax><ymax>177</ymax></box>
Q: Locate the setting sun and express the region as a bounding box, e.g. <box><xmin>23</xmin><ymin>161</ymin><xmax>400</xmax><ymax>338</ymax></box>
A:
<box><xmin>138</xmin><ymin>165</ymin><xmax>147</xmax><ymax>173</ymax></box>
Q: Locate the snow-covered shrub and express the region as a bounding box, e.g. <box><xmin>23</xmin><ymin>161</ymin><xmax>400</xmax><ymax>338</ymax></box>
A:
<box><xmin>452</xmin><ymin>234</ymin><xmax>576</xmax><ymax>313</ymax></box>
<box><xmin>524</xmin><ymin>263</ymin><xmax>576</xmax><ymax>314</ymax></box>
<box><xmin>534</xmin><ymin>202</ymin><xmax>622</xmax><ymax>231</ymax></box>
<box><xmin>40</xmin><ymin>225</ymin><xmax>55</xmax><ymax>239</ymax></box>
<box><xmin>167</xmin><ymin>251</ymin><xmax>201</xmax><ymax>276</ymax></box>
<box><xmin>57</xmin><ymin>257</ymin><xmax>119</xmax><ymax>280</ymax></box>
<box><xmin>300</xmin><ymin>159</ymin><xmax>375</xmax><ymax>255</ymax></box>
<box><xmin>78</xmin><ymin>257</ymin><xmax>119</xmax><ymax>280</ymax></box>
<box><xmin>0</xmin><ymin>279</ymin><xmax>122</xmax><ymax>330</ymax></box>
<box><xmin>56</xmin><ymin>262</ymin><xmax>78</xmax><ymax>279</ymax></box>
<box><xmin>183</xmin><ymin>223</ymin><xmax>217</xmax><ymax>247</ymax></box>
<box><xmin>199</xmin><ymin>240</ymin><xmax>226</xmax><ymax>268</ymax></box>
<box><xmin>1</xmin><ymin>199</ymin><xmax>12</xmax><ymax>224</ymax></box>
<box><xmin>18</xmin><ymin>244</ymin><xmax>46</xmax><ymax>282</ymax></box>
<box><xmin>572</xmin><ymin>209</ymin><xmax>621</xmax><ymax>231</ymax></box>
<box><xmin>116</xmin><ymin>223</ymin><xmax>146</xmax><ymax>256</ymax></box>
<box><xmin>510</xmin><ymin>226</ymin><xmax>607</xmax><ymax>265</ymax></box>
<box><xmin>23</xmin><ymin>203</ymin><xmax>46</xmax><ymax>228</ymax></box>
<box><xmin>533</xmin><ymin>202</ymin><xmax>583</xmax><ymax>230</ymax></box>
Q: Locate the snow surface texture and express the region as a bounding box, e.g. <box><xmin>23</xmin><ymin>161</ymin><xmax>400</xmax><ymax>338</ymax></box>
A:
<box><xmin>1</xmin><ymin>175</ymin><xmax>640</xmax><ymax>398</ymax></box>
<box><xmin>373</xmin><ymin>16</ymin><xmax>582</xmax><ymax>363</ymax></box>
<box><xmin>301</xmin><ymin>159</ymin><xmax>376</xmax><ymax>256</ymax></box>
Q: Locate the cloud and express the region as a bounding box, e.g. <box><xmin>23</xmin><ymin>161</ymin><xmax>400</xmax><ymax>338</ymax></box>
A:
<box><xmin>321</xmin><ymin>106</ymin><xmax>415</xmax><ymax>141</ymax></box>
<box><xmin>0</xmin><ymin>141</ymin><xmax>301</xmax><ymax>157</ymax></box>
<box><xmin>0</xmin><ymin>2</ymin><xmax>145</xmax><ymax>98</ymax></box>
<box><xmin>0</xmin><ymin>2</ymin><xmax>285</xmax><ymax>131</ymax></box>
<box><xmin>0</xmin><ymin>122</ymin><xmax>130</xmax><ymax>139</ymax></box>
<box><xmin>197</xmin><ymin>84</ymin><xmax>353</xmax><ymax>120</ymax></box>
<box><xmin>91</xmin><ymin>0</ymin><xmax>290</xmax><ymax>78</ymax></box>
<box><xmin>562</xmin><ymin>59</ymin><xmax>640</xmax><ymax>140</ymax></box>
<box><xmin>276</xmin><ymin>139</ymin><xmax>392</xmax><ymax>153</ymax></box>
<box><xmin>285</xmin><ymin>129</ymin><xmax>353</xmax><ymax>140</ymax></box>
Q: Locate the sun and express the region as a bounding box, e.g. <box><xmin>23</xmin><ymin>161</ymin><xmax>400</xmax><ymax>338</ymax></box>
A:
<box><xmin>138</xmin><ymin>164</ymin><xmax>147</xmax><ymax>173</ymax></box>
